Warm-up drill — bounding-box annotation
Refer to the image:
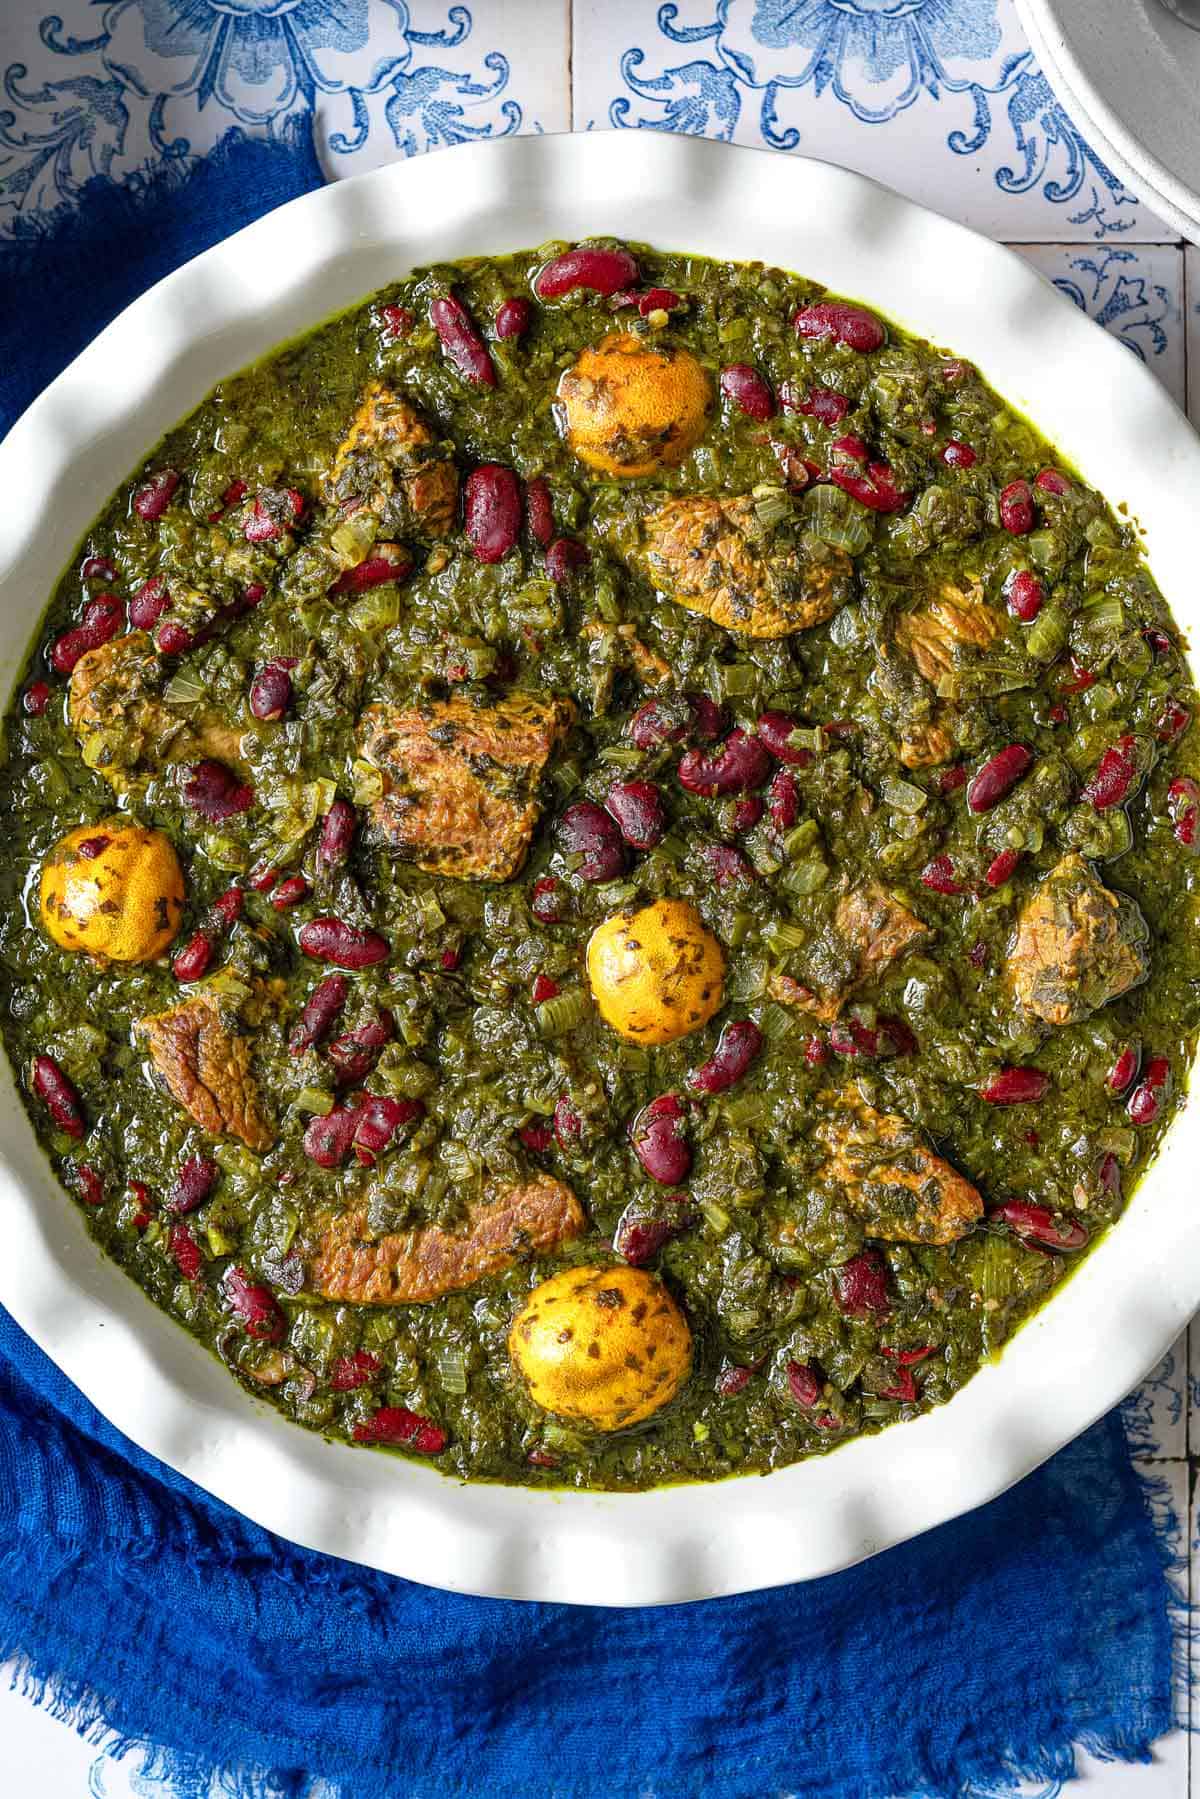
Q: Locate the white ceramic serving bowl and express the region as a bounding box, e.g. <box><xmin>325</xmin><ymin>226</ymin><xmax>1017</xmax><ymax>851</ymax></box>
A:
<box><xmin>1017</xmin><ymin>0</ymin><xmax>1200</xmax><ymax>243</ymax></box>
<box><xmin>0</xmin><ymin>132</ymin><xmax>1197</xmax><ymax>1607</ymax></box>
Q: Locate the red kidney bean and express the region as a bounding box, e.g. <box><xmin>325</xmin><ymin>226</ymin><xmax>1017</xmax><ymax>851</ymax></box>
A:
<box><xmin>686</xmin><ymin>1020</ymin><xmax>763</xmax><ymax>1095</ymax></box>
<box><xmin>1128</xmin><ymin>1055</ymin><xmax>1171</xmax><ymax>1126</ymax></box>
<box><xmin>1168</xmin><ymin>778</ymin><xmax>1200</xmax><ymax>851</ymax></box>
<box><xmin>1107</xmin><ymin>1042</ymin><xmax>1140</xmax><ymax>1095</ymax></box>
<box><xmin>430</xmin><ymin>292</ymin><xmax>496</xmax><ymax>386</ymax></box>
<box><xmin>720</xmin><ymin>364</ymin><xmax>776</xmax><ymax>421</ymax></box>
<box><xmin>717</xmin><ymin>1361</ymin><xmax>759</xmax><ymax>1397</ymax></box>
<box><xmin>353</xmin><ymin>1096</ymin><xmax>423</xmax><ymax>1165</ymax></box>
<box><xmin>249</xmin><ymin>659</ymin><xmax>294</xmax><ymax>722</ymax></box>
<box><xmin>756</xmin><ymin>710</ymin><xmax>814</xmax><ymax>766</ymax></box>
<box><xmin>636</xmin><ymin>287</ymin><xmax>683</xmax><ymax>315</ymax></box>
<box><xmin>133</xmin><ymin>468</ymin><xmax>180</xmax><ymax>521</ymax></box>
<box><xmin>271</xmin><ymin>875</ymin><xmax>308</xmax><ymax>911</ymax></box>
<box><xmin>250</xmin><ymin>864</ymin><xmax>280</xmax><ymax>894</ymax></box>
<box><xmin>828</xmin><ymin>435</ymin><xmax>911</xmax><ymax>513</ymax></box>
<box><xmin>81</xmin><ymin>554</ymin><xmax>117</xmax><ymax>583</ymax></box>
<box><xmin>32</xmin><ymin>1055</ymin><xmax>84</xmax><ymax>1139</ymax></box>
<box><xmin>289</xmin><ymin>973</ymin><xmax>349</xmax><ymax>1055</ymax></box>
<box><xmin>999</xmin><ymin>479</ymin><xmax>1035</xmax><ymax>534</ymax></box>
<box><xmin>169</xmin><ymin>1223</ymin><xmax>204</xmax><ymax>1282</ymax></box>
<box><xmin>74</xmin><ymin>1163</ymin><xmax>105</xmax><ymax>1206</ymax></box>
<box><xmin>834</xmin><ymin>1249</ymin><xmax>892</xmax><ymax>1317</ymax></box>
<box><xmin>829</xmin><ymin>1017</ymin><xmax>880</xmax><ymax>1058</ymax></box>
<box><xmin>519</xmin><ymin>1121</ymin><xmax>554</xmax><ymax>1154</ymax></box>
<box><xmin>464</xmin><ymin>464</ymin><xmax>522</xmax><ymax>563</ymax></box>
<box><xmin>330</xmin><ymin>1349</ymin><xmax>382</xmax><ymax>1391</ymax></box>
<box><xmin>1155</xmin><ymin>699</ymin><xmax>1191</xmax><ymax>747</ymax></box>
<box><xmin>613</xmin><ymin>1201</ymin><xmax>690</xmax><ymax>1267</ymax></box>
<box><xmin>1097</xmin><ymin>1151</ymin><xmax>1122</xmax><ymax>1202</ymax></box>
<box><xmin>967</xmin><ymin>744</ymin><xmax>1033</xmax><ymax>813</ymax></box>
<box><xmin>298</xmin><ymin>917</ymin><xmax>389</xmax><ymax>969</ymax></box>
<box><xmin>208</xmin><ymin>885</ymin><xmax>242</xmax><ymax>930</ymax></box>
<box><xmin>165</xmin><ymin>1153</ymin><xmax>219</xmax><ymax>1217</ymax></box>
<box><xmin>221</xmin><ymin>1266</ymin><xmax>285</xmax><ymax>1341</ymax></box>
<box><xmin>630</xmin><ymin>1093</ymin><xmax>692</xmax><ymax>1186</ymax></box>
<box><xmin>380</xmin><ymin>303</ymin><xmax>413</xmax><ymax>339</ymax></box>
<box><xmin>783</xmin><ymin>383</ymin><xmax>850</xmax><ymax>425</ymax></box>
<box><xmin>129</xmin><ymin>576</ymin><xmax>170</xmax><ymax>630</ymax></box>
<box><xmin>1081</xmin><ymin>734</ymin><xmax>1140</xmax><ymax>811</ymax></box>
<box><xmin>605</xmin><ymin>779</ymin><xmax>666</xmax><ymax>849</ymax></box>
<box><xmin>23</xmin><ymin>681</ymin><xmax>51</xmax><ymax>715</ymax></box>
<box><xmin>803</xmin><ymin>1034</ymin><xmax>830</xmax><ymax>1067</ymax></box>
<box><xmin>172</xmin><ymin>931</ymin><xmax>213</xmax><ymax>984</ymax></box>
<box><xmin>531</xmin><ymin>974</ymin><xmax>559</xmax><ymax>1004</ymax></box>
<box><xmin>242</xmin><ymin>487</ymin><xmax>304</xmax><ymax>543</ymax></box>
<box><xmin>50</xmin><ymin>601</ymin><xmax>124</xmax><ymax>673</ymax></box>
<box><xmin>553</xmin><ymin>1094</ymin><xmax>584</xmax><ymax>1151</ymax></box>
<box><xmin>920</xmin><ymin>854</ymin><xmax>966</xmax><ymax>896</ymax></box>
<box><xmin>985</xmin><ymin>847</ymin><xmax>1022</xmax><ymax>888</ymax></box>
<box><xmin>882</xmin><ymin>1344</ymin><xmax>934</xmax><ymax>1368</ymax></box>
<box><xmin>1005</xmin><ymin>570</ymin><xmax>1044</xmax><ymax>622</ymax></box>
<box><xmin>524</xmin><ymin>477</ymin><xmax>554</xmax><ymax>546</ymax></box>
<box><xmin>495</xmin><ymin>297</ymin><xmax>533</xmax><ymax>340</ymax></box>
<box><xmin>556</xmin><ymin>801</ymin><xmax>626</xmax><ymax>882</ymax></box>
<box><xmin>352</xmin><ymin>1405</ymin><xmax>446</xmax><ymax>1453</ymax></box>
<box><xmin>182</xmin><ymin>760</ymin><xmax>254</xmax><ymax>823</ymax></box>
<box><xmin>786</xmin><ymin>1360</ymin><xmax>823</xmax><ymax>1408</ymax></box>
<box><xmin>155</xmin><ymin>620</ymin><xmax>194</xmax><ymax>656</ymax></box>
<box><xmin>1059</xmin><ymin>659</ymin><xmax>1095</xmax><ymax>696</ymax></box>
<box><xmin>318</xmin><ymin>797</ymin><xmax>356</xmax><ymax>870</ymax></box>
<box><xmin>534</xmin><ymin>246</ymin><xmax>639</xmax><ymax>301</ymax></box>
<box><xmin>678</xmin><ymin>729</ymin><xmax>772</xmax><ymax>797</ymax></box>
<box><xmin>793</xmin><ymin>300</ymin><xmax>885</xmax><ymax>353</ymax></box>
<box><xmin>768</xmin><ymin>767</ymin><xmax>800</xmax><ymax>832</ymax></box>
<box><xmin>1035</xmin><ymin>468</ymin><xmax>1071</xmax><ymax>495</ymax></box>
<box><xmin>303</xmin><ymin>1102</ymin><xmax>363</xmax><ymax>1168</ymax></box>
<box><xmin>627</xmin><ymin>691</ymin><xmax>724</xmax><ymax>750</ymax></box>
<box><xmin>530</xmin><ymin>876</ymin><xmax>563</xmax><ymax>924</ymax></box>
<box><xmin>733</xmin><ymin>796</ymin><xmax>763</xmax><ymax>833</ymax></box>
<box><xmin>876</xmin><ymin>1364</ymin><xmax>918</xmax><ymax>1404</ymax></box>
<box><xmin>992</xmin><ymin>1199</ymin><xmax>1087</xmax><ymax>1251</ymax></box>
<box><xmin>878</xmin><ymin>1014</ymin><xmax>918</xmax><ymax>1058</ymax></box>
<box><xmin>327</xmin><ymin>1008</ymin><xmax>395</xmax><ymax>1084</ymax></box>
<box><xmin>940</xmin><ymin>438</ymin><xmax>977</xmax><ymax>469</ymax></box>
<box><xmin>937</xmin><ymin>765</ymin><xmax>967</xmax><ymax>795</ymax></box>
<box><xmin>330</xmin><ymin>544</ymin><xmax>413</xmax><ymax>594</ymax></box>
<box><xmin>546</xmin><ymin>536</ymin><xmax>590</xmax><ymax>583</ymax></box>
<box><xmin>979</xmin><ymin>1066</ymin><xmax>1050</xmax><ymax>1105</ymax></box>
<box><xmin>700</xmin><ymin>844</ymin><xmax>754</xmax><ymax>888</ymax></box>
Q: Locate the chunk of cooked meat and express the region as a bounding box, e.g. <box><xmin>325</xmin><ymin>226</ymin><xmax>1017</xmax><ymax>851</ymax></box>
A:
<box><xmin>816</xmin><ymin>1089</ymin><xmax>982</xmax><ymax>1245</ymax></box>
<box><xmin>308</xmin><ymin>1176</ymin><xmax>585</xmax><ymax>1304</ymax></box>
<box><xmin>899</xmin><ymin>720</ymin><xmax>954</xmax><ymax>769</ymax></box>
<box><xmin>640</xmin><ymin>494</ymin><xmax>853</xmax><ymax>638</ymax></box>
<box><xmin>321</xmin><ymin>381</ymin><xmax>458</xmax><ymax>540</ymax></box>
<box><xmin>70</xmin><ymin>632</ymin><xmax>243</xmax><ymax>794</ymax></box>
<box><xmin>894</xmin><ymin>580</ymin><xmax>1003</xmax><ymax>687</ymax></box>
<box><xmin>772</xmin><ymin>881</ymin><xmax>929</xmax><ymax>1022</ymax></box>
<box><xmin>136</xmin><ymin>990</ymin><xmax>272</xmax><ymax>1149</ymax></box>
<box><xmin>1007</xmin><ymin>853</ymin><xmax>1150</xmax><ymax>1026</ymax></box>
<box><xmin>358</xmin><ymin>691</ymin><xmax>575</xmax><ymax>882</ymax></box>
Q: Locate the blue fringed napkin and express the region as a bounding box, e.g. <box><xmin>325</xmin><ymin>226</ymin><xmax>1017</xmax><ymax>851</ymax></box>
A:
<box><xmin>0</xmin><ymin>126</ymin><xmax>1185</xmax><ymax>1798</ymax></box>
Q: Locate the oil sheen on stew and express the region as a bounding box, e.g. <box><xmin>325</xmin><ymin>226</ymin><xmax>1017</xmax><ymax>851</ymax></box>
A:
<box><xmin>2</xmin><ymin>241</ymin><xmax>1197</xmax><ymax>1490</ymax></box>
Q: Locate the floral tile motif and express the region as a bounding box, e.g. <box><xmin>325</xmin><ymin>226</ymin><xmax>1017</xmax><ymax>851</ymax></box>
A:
<box><xmin>0</xmin><ymin>0</ymin><xmax>569</xmax><ymax>238</ymax></box>
<box><xmin>572</xmin><ymin>0</ymin><xmax>1172</xmax><ymax>241</ymax></box>
<box><xmin>1017</xmin><ymin>244</ymin><xmax>1186</xmax><ymax>411</ymax></box>
<box><xmin>1120</xmin><ymin>1336</ymin><xmax>1188</xmax><ymax>1463</ymax></box>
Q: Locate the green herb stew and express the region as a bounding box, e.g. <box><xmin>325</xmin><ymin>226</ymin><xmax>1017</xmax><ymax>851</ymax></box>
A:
<box><xmin>2</xmin><ymin>240</ymin><xmax>1197</xmax><ymax>1489</ymax></box>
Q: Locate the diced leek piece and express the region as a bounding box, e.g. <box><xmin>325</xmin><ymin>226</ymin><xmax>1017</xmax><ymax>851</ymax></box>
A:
<box><xmin>330</xmin><ymin>513</ymin><xmax>378</xmax><ymax>563</ymax></box>
<box><xmin>597</xmin><ymin>746</ymin><xmax>645</xmax><ymax>767</ymax></box>
<box><xmin>1079</xmin><ymin>593</ymin><xmax>1124</xmax><ymax>635</ymax></box>
<box><xmin>784</xmin><ymin>820</ymin><xmax>820</xmax><ymax>858</ymax></box>
<box><xmin>652</xmin><ymin>833</ymin><xmax>686</xmax><ymax>864</ymax></box>
<box><xmin>782</xmin><ymin>856</ymin><xmax>829</xmax><ymax>895</ymax></box>
<box><xmin>723</xmin><ymin>1091</ymin><xmax>764</xmax><ymax>1128</ymax></box>
<box><xmin>981</xmin><ymin>1232</ymin><xmax>1017</xmax><ymax>1305</ymax></box>
<box><xmin>202</xmin><ymin>833</ymin><xmax>247</xmax><ymax>872</ymax></box>
<box><xmin>205</xmin><ymin>1223</ymin><xmax>235</xmax><ymax>1257</ymax></box>
<box><xmin>163</xmin><ymin>667</ymin><xmax>206</xmax><ymax>712</ymax></box>
<box><xmin>802</xmin><ymin>484</ymin><xmax>875</xmax><ymax>554</ymax></box>
<box><xmin>758</xmin><ymin>1000</ymin><xmax>795</xmax><ymax>1041</ymax></box>
<box><xmin>1025</xmin><ymin>603</ymin><xmax>1068</xmax><ymax>663</ymax></box>
<box><xmin>879</xmin><ymin>774</ymin><xmax>927</xmax><ymax>814</ymax></box>
<box><xmin>764</xmin><ymin>919</ymin><xmax>808</xmax><ymax>953</ymax></box>
<box><xmin>295</xmin><ymin>1087</ymin><xmax>334</xmax><ymax>1116</ymax></box>
<box><xmin>418</xmin><ymin>892</ymin><xmax>446</xmax><ymax>933</ymax></box>
<box><xmin>718</xmin><ymin>663</ymin><xmax>757</xmax><ymax>698</ymax></box>
<box><xmin>754</xmin><ymin>488</ymin><xmax>792</xmax><ymax>530</ymax></box>
<box><xmin>727</xmin><ymin>908</ymin><xmax>754</xmax><ymax>949</ymax></box>
<box><xmin>541</xmin><ymin>1420</ymin><xmax>585</xmax><ymax>1453</ymax></box>
<box><xmin>351</xmin><ymin>758</ymin><xmax>384</xmax><ymax>807</ymax></box>
<box><xmin>435</xmin><ymin>1345</ymin><xmax>468</xmax><ymax>1395</ymax></box>
<box><xmin>700</xmin><ymin>1198</ymin><xmax>731</xmax><ymax>1235</ymax></box>
<box><xmin>349</xmin><ymin>588</ymin><xmax>401</xmax><ymax>633</ymax></box>
<box><xmin>536</xmin><ymin>988</ymin><xmax>591</xmax><ymax>1039</ymax></box>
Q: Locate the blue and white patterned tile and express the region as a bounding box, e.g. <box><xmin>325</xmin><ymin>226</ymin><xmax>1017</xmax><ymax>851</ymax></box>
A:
<box><xmin>0</xmin><ymin>0</ymin><xmax>569</xmax><ymax>240</ymax></box>
<box><xmin>1120</xmin><ymin>1338</ymin><xmax>1189</xmax><ymax>1464</ymax></box>
<box><xmin>572</xmin><ymin>0</ymin><xmax>1174</xmax><ymax>243</ymax></box>
<box><xmin>1017</xmin><ymin>244</ymin><xmax>1187</xmax><ymax>411</ymax></box>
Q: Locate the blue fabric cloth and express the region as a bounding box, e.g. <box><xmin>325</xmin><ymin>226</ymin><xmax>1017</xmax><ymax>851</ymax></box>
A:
<box><xmin>0</xmin><ymin>126</ymin><xmax>1185</xmax><ymax>1798</ymax></box>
